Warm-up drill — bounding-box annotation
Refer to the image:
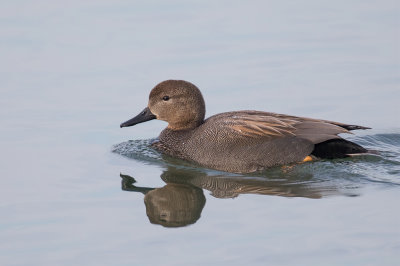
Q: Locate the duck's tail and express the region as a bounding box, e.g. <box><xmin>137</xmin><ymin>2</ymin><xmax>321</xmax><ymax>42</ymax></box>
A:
<box><xmin>311</xmin><ymin>139</ymin><xmax>371</xmax><ymax>159</ymax></box>
<box><xmin>338</xmin><ymin>124</ymin><xmax>371</xmax><ymax>131</ymax></box>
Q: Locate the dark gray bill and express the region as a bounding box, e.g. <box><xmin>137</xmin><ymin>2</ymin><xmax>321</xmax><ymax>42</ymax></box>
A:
<box><xmin>120</xmin><ymin>107</ymin><xmax>156</xmax><ymax>128</ymax></box>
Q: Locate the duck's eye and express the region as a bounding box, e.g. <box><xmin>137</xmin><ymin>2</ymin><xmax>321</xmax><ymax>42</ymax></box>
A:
<box><xmin>162</xmin><ymin>96</ymin><xmax>170</xmax><ymax>101</ymax></box>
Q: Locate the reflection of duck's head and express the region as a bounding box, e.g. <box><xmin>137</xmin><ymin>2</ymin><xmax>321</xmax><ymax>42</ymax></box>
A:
<box><xmin>144</xmin><ymin>183</ymin><xmax>206</xmax><ymax>228</ymax></box>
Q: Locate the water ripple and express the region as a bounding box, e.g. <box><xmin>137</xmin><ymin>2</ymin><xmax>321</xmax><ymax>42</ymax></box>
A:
<box><xmin>113</xmin><ymin>133</ymin><xmax>400</xmax><ymax>195</ymax></box>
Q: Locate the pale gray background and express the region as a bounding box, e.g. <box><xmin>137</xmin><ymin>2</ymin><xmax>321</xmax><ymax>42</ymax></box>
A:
<box><xmin>1</xmin><ymin>1</ymin><xmax>399</xmax><ymax>265</ymax></box>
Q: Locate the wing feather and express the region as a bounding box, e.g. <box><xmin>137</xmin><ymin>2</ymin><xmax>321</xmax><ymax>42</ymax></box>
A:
<box><xmin>205</xmin><ymin>111</ymin><xmax>353</xmax><ymax>143</ymax></box>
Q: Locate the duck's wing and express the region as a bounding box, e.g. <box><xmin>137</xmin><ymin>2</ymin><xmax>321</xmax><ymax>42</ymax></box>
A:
<box><xmin>206</xmin><ymin>111</ymin><xmax>354</xmax><ymax>144</ymax></box>
<box><xmin>266</xmin><ymin>112</ymin><xmax>371</xmax><ymax>131</ymax></box>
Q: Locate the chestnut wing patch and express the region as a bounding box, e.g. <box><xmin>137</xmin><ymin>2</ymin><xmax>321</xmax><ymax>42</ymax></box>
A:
<box><xmin>223</xmin><ymin>113</ymin><xmax>298</xmax><ymax>138</ymax></box>
<box><xmin>209</xmin><ymin>111</ymin><xmax>351</xmax><ymax>143</ymax></box>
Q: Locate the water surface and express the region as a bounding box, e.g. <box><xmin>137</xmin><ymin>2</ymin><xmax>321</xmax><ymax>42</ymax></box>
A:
<box><xmin>1</xmin><ymin>1</ymin><xmax>400</xmax><ymax>265</ymax></box>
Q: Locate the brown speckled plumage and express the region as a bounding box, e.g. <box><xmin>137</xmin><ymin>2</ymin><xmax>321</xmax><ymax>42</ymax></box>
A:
<box><xmin>121</xmin><ymin>80</ymin><xmax>370</xmax><ymax>173</ymax></box>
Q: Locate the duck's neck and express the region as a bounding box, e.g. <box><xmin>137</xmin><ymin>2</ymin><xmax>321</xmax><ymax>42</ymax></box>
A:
<box><xmin>167</xmin><ymin>119</ymin><xmax>204</xmax><ymax>131</ymax></box>
<box><xmin>154</xmin><ymin>127</ymin><xmax>194</xmax><ymax>158</ymax></box>
<box><xmin>159</xmin><ymin>127</ymin><xmax>193</xmax><ymax>143</ymax></box>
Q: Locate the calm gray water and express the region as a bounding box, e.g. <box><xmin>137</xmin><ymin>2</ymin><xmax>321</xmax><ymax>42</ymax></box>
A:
<box><xmin>1</xmin><ymin>1</ymin><xmax>400</xmax><ymax>265</ymax></box>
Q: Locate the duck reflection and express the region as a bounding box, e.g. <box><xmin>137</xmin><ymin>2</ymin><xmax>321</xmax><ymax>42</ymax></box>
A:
<box><xmin>121</xmin><ymin>173</ymin><xmax>205</xmax><ymax>228</ymax></box>
<box><xmin>120</xmin><ymin>165</ymin><xmax>340</xmax><ymax>227</ymax></box>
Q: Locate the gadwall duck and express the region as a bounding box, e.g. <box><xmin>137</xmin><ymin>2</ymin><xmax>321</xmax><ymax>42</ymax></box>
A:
<box><xmin>120</xmin><ymin>80</ymin><xmax>370</xmax><ymax>173</ymax></box>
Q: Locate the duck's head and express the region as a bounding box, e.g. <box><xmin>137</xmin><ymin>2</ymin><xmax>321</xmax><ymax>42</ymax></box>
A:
<box><xmin>120</xmin><ymin>80</ymin><xmax>206</xmax><ymax>131</ymax></box>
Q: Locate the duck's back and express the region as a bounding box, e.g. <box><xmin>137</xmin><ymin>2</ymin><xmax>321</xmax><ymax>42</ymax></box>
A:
<box><xmin>154</xmin><ymin>110</ymin><xmax>366</xmax><ymax>173</ymax></box>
